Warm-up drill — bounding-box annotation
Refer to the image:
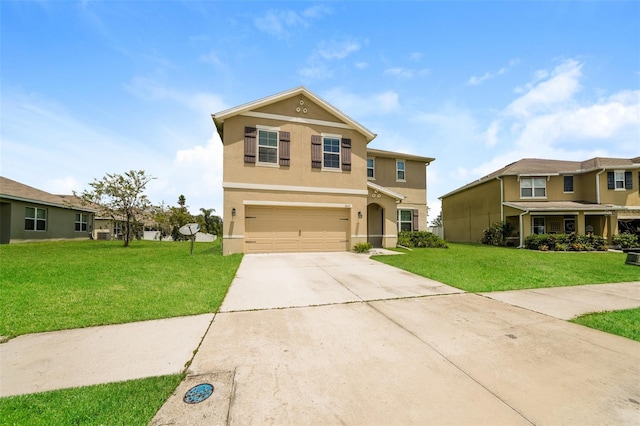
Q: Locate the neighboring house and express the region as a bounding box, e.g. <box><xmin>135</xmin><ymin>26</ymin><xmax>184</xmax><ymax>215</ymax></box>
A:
<box><xmin>0</xmin><ymin>177</ymin><xmax>96</xmax><ymax>244</ymax></box>
<box><xmin>212</xmin><ymin>87</ymin><xmax>434</xmax><ymax>255</ymax></box>
<box><xmin>439</xmin><ymin>157</ymin><xmax>640</xmax><ymax>246</ymax></box>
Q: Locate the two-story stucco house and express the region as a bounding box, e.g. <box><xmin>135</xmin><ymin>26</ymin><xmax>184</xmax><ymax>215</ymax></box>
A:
<box><xmin>212</xmin><ymin>87</ymin><xmax>434</xmax><ymax>255</ymax></box>
<box><xmin>439</xmin><ymin>157</ymin><xmax>640</xmax><ymax>246</ymax></box>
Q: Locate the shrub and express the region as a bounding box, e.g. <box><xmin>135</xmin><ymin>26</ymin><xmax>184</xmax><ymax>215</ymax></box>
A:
<box><xmin>397</xmin><ymin>231</ymin><xmax>448</xmax><ymax>248</ymax></box>
<box><xmin>613</xmin><ymin>233</ymin><xmax>638</xmax><ymax>249</ymax></box>
<box><xmin>481</xmin><ymin>221</ymin><xmax>515</xmax><ymax>246</ymax></box>
<box><xmin>524</xmin><ymin>232</ymin><xmax>607</xmax><ymax>251</ymax></box>
<box><xmin>352</xmin><ymin>242</ymin><xmax>372</xmax><ymax>253</ymax></box>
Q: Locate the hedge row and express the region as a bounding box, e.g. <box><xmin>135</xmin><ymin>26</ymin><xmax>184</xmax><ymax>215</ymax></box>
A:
<box><xmin>397</xmin><ymin>231</ymin><xmax>448</xmax><ymax>248</ymax></box>
<box><xmin>523</xmin><ymin>233</ymin><xmax>607</xmax><ymax>251</ymax></box>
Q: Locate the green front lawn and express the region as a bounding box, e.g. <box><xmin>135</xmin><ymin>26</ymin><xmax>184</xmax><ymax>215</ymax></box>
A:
<box><xmin>571</xmin><ymin>307</ymin><xmax>640</xmax><ymax>342</ymax></box>
<box><xmin>373</xmin><ymin>243</ymin><xmax>639</xmax><ymax>292</ymax></box>
<box><xmin>0</xmin><ymin>239</ymin><xmax>242</xmax><ymax>338</ymax></box>
<box><xmin>0</xmin><ymin>375</ymin><xmax>183</xmax><ymax>425</ymax></box>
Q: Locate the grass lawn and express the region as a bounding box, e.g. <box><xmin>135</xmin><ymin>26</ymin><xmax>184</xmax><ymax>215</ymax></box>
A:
<box><xmin>373</xmin><ymin>243</ymin><xmax>640</xmax><ymax>292</ymax></box>
<box><xmin>0</xmin><ymin>374</ymin><xmax>183</xmax><ymax>425</ymax></box>
<box><xmin>571</xmin><ymin>307</ymin><xmax>640</xmax><ymax>342</ymax></box>
<box><xmin>0</xmin><ymin>239</ymin><xmax>243</xmax><ymax>338</ymax></box>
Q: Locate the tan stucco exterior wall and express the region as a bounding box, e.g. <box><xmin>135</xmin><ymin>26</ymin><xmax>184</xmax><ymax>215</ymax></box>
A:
<box><xmin>442</xmin><ymin>179</ymin><xmax>502</xmax><ymax>243</ymax></box>
<box><xmin>220</xmin><ymin>94</ymin><xmax>371</xmax><ymax>255</ymax></box>
<box><xmin>368</xmin><ymin>155</ymin><xmax>428</xmax><ymax>230</ymax></box>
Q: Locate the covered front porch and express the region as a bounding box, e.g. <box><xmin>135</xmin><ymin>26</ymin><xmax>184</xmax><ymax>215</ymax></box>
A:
<box><xmin>366</xmin><ymin>182</ymin><xmax>405</xmax><ymax>248</ymax></box>
<box><xmin>503</xmin><ymin>201</ymin><xmax>618</xmax><ymax>247</ymax></box>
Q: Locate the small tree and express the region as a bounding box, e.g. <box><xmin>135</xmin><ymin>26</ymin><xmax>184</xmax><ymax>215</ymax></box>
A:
<box><xmin>430</xmin><ymin>212</ymin><xmax>443</xmax><ymax>227</ymax></box>
<box><xmin>79</xmin><ymin>170</ymin><xmax>154</xmax><ymax>247</ymax></box>
<box><xmin>169</xmin><ymin>195</ymin><xmax>195</xmax><ymax>241</ymax></box>
<box><xmin>197</xmin><ymin>208</ymin><xmax>223</xmax><ymax>236</ymax></box>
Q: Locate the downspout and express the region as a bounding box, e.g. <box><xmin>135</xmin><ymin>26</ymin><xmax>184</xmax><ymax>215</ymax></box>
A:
<box><xmin>496</xmin><ymin>177</ymin><xmax>504</xmax><ymax>221</ymax></box>
<box><xmin>519</xmin><ymin>210</ymin><xmax>529</xmax><ymax>248</ymax></box>
<box><xmin>595</xmin><ymin>168</ymin><xmax>606</xmax><ymax>204</ymax></box>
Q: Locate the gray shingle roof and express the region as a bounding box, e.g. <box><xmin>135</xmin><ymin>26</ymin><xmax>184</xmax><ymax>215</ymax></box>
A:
<box><xmin>0</xmin><ymin>176</ymin><xmax>95</xmax><ymax>212</ymax></box>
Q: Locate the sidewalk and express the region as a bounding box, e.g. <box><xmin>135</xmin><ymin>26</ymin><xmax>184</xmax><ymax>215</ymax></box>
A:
<box><xmin>1</xmin><ymin>281</ymin><xmax>638</xmax><ymax>400</ymax></box>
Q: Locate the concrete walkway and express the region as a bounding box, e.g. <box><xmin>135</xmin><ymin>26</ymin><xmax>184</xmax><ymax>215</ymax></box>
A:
<box><xmin>1</xmin><ymin>252</ymin><xmax>639</xmax><ymax>425</ymax></box>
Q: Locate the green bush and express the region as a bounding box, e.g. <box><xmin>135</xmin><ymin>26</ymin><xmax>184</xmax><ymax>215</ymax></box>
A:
<box><xmin>523</xmin><ymin>233</ymin><xmax>607</xmax><ymax>251</ymax></box>
<box><xmin>397</xmin><ymin>231</ymin><xmax>448</xmax><ymax>249</ymax></box>
<box><xmin>352</xmin><ymin>242</ymin><xmax>372</xmax><ymax>253</ymax></box>
<box><xmin>481</xmin><ymin>221</ymin><xmax>515</xmax><ymax>246</ymax></box>
<box><xmin>613</xmin><ymin>233</ymin><xmax>639</xmax><ymax>248</ymax></box>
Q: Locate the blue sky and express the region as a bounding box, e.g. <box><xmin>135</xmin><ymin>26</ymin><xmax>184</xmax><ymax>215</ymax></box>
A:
<box><xmin>2</xmin><ymin>1</ymin><xmax>639</xmax><ymax>221</ymax></box>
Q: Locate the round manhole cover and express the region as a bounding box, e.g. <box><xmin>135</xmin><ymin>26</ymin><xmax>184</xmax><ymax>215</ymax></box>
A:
<box><xmin>183</xmin><ymin>383</ymin><xmax>214</xmax><ymax>404</ymax></box>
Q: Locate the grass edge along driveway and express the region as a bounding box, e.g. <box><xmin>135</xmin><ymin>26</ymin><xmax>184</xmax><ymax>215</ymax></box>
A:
<box><xmin>372</xmin><ymin>243</ymin><xmax>639</xmax><ymax>293</ymax></box>
<box><xmin>0</xmin><ymin>239</ymin><xmax>242</xmax><ymax>339</ymax></box>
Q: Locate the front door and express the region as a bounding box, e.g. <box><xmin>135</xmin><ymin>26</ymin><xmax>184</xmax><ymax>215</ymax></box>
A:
<box><xmin>367</xmin><ymin>203</ymin><xmax>383</xmax><ymax>247</ymax></box>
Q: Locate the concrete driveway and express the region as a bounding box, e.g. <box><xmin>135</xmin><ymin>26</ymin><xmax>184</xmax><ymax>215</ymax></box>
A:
<box><xmin>153</xmin><ymin>253</ymin><xmax>640</xmax><ymax>425</ymax></box>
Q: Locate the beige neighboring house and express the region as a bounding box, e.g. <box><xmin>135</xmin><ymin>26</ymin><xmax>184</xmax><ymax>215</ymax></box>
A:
<box><xmin>439</xmin><ymin>157</ymin><xmax>640</xmax><ymax>246</ymax></box>
<box><xmin>212</xmin><ymin>87</ymin><xmax>434</xmax><ymax>255</ymax></box>
<box><xmin>0</xmin><ymin>177</ymin><xmax>96</xmax><ymax>244</ymax></box>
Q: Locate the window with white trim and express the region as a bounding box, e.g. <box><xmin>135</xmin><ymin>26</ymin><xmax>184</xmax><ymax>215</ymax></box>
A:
<box><xmin>563</xmin><ymin>175</ymin><xmax>574</xmax><ymax>193</ymax></box>
<box><xmin>532</xmin><ymin>217</ymin><xmax>545</xmax><ymax>234</ymax></box>
<box><xmin>257</xmin><ymin>129</ymin><xmax>278</xmax><ymax>164</ymax></box>
<box><xmin>520</xmin><ymin>177</ymin><xmax>546</xmax><ymax>198</ymax></box>
<box><xmin>367</xmin><ymin>158</ymin><xmax>375</xmax><ymax>179</ymax></box>
<box><xmin>323</xmin><ymin>136</ymin><xmax>341</xmax><ymax>169</ymax></box>
<box><xmin>25</xmin><ymin>207</ymin><xmax>46</xmax><ymax>231</ymax></box>
<box><xmin>614</xmin><ymin>171</ymin><xmax>625</xmax><ymax>189</ymax></box>
<box><xmin>75</xmin><ymin>213</ymin><xmax>88</xmax><ymax>232</ymax></box>
<box><xmin>397</xmin><ymin>209</ymin><xmax>413</xmax><ymax>232</ymax></box>
<box><xmin>396</xmin><ymin>160</ymin><xmax>406</xmax><ymax>181</ymax></box>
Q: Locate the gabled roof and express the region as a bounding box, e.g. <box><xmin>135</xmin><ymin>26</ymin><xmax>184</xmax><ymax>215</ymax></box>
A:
<box><xmin>212</xmin><ymin>86</ymin><xmax>377</xmax><ymax>142</ymax></box>
<box><xmin>440</xmin><ymin>156</ymin><xmax>640</xmax><ymax>199</ymax></box>
<box><xmin>0</xmin><ymin>176</ymin><xmax>95</xmax><ymax>212</ymax></box>
<box><xmin>367</xmin><ymin>181</ymin><xmax>405</xmax><ymax>201</ymax></box>
<box><xmin>367</xmin><ymin>147</ymin><xmax>435</xmax><ymax>164</ymax></box>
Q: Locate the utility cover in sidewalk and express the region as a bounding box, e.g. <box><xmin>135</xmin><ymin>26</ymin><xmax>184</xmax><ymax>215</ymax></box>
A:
<box><xmin>184</xmin><ymin>383</ymin><xmax>214</xmax><ymax>404</ymax></box>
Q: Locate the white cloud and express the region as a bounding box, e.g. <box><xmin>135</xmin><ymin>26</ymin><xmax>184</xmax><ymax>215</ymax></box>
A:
<box><xmin>254</xmin><ymin>5</ymin><xmax>332</xmax><ymax>38</ymax></box>
<box><xmin>383</xmin><ymin>67</ymin><xmax>430</xmax><ymax>79</ymax></box>
<box><xmin>324</xmin><ymin>88</ymin><xmax>400</xmax><ymax>116</ymax></box>
<box><xmin>298</xmin><ymin>37</ymin><xmax>365</xmax><ymax>81</ymax></box>
<box><xmin>484</xmin><ymin>120</ymin><xmax>500</xmax><ymax>147</ymax></box>
<box><xmin>467</xmin><ymin>58</ymin><xmax>518</xmax><ymax>86</ymax></box>
<box><xmin>507</xmin><ymin>59</ymin><xmax>583</xmax><ymax>117</ymax></box>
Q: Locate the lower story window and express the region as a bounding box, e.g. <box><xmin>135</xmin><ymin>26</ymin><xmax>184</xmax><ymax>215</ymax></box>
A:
<box><xmin>25</xmin><ymin>207</ymin><xmax>46</xmax><ymax>231</ymax></box>
<box><xmin>532</xmin><ymin>217</ymin><xmax>545</xmax><ymax>234</ymax></box>
<box><xmin>398</xmin><ymin>209</ymin><xmax>413</xmax><ymax>232</ymax></box>
<box><xmin>75</xmin><ymin>213</ymin><xmax>88</xmax><ymax>231</ymax></box>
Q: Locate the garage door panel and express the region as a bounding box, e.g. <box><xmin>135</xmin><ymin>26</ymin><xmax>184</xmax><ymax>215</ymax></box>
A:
<box><xmin>245</xmin><ymin>206</ymin><xmax>349</xmax><ymax>253</ymax></box>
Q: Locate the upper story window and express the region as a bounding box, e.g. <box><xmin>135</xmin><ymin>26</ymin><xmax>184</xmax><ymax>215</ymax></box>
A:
<box><xmin>396</xmin><ymin>160</ymin><xmax>406</xmax><ymax>181</ymax></box>
<box><xmin>257</xmin><ymin>129</ymin><xmax>278</xmax><ymax>165</ymax></box>
<box><xmin>367</xmin><ymin>158</ymin><xmax>375</xmax><ymax>179</ymax></box>
<box><xmin>25</xmin><ymin>207</ymin><xmax>46</xmax><ymax>231</ymax></box>
<box><xmin>608</xmin><ymin>170</ymin><xmax>633</xmax><ymax>190</ymax></box>
<box><xmin>75</xmin><ymin>213</ymin><xmax>88</xmax><ymax>232</ymax></box>
<box><xmin>563</xmin><ymin>175</ymin><xmax>574</xmax><ymax>193</ymax></box>
<box><xmin>520</xmin><ymin>177</ymin><xmax>546</xmax><ymax>198</ymax></box>
<box><xmin>323</xmin><ymin>136</ymin><xmax>341</xmax><ymax>169</ymax></box>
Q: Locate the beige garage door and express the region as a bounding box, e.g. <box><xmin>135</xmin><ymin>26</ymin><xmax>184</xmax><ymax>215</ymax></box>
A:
<box><xmin>245</xmin><ymin>206</ymin><xmax>350</xmax><ymax>253</ymax></box>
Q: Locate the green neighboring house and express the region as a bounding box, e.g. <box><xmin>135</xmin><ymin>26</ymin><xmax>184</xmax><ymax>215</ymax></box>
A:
<box><xmin>0</xmin><ymin>176</ymin><xmax>95</xmax><ymax>244</ymax></box>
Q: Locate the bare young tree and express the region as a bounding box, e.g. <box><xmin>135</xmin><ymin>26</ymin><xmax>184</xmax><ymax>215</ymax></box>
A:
<box><xmin>79</xmin><ymin>170</ymin><xmax>154</xmax><ymax>247</ymax></box>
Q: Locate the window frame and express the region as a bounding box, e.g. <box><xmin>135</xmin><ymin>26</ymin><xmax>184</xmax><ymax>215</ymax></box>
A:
<box><xmin>614</xmin><ymin>170</ymin><xmax>625</xmax><ymax>190</ymax></box>
<box><xmin>563</xmin><ymin>175</ymin><xmax>574</xmax><ymax>193</ymax></box>
<box><xmin>256</xmin><ymin>127</ymin><xmax>279</xmax><ymax>166</ymax></box>
<box><xmin>532</xmin><ymin>216</ymin><xmax>546</xmax><ymax>235</ymax></box>
<box><xmin>397</xmin><ymin>209</ymin><xmax>413</xmax><ymax>232</ymax></box>
<box><xmin>367</xmin><ymin>157</ymin><xmax>375</xmax><ymax>179</ymax></box>
<box><xmin>25</xmin><ymin>206</ymin><xmax>47</xmax><ymax>231</ymax></box>
<box><xmin>322</xmin><ymin>134</ymin><xmax>341</xmax><ymax>170</ymax></box>
<box><xmin>520</xmin><ymin>176</ymin><xmax>547</xmax><ymax>199</ymax></box>
<box><xmin>75</xmin><ymin>213</ymin><xmax>88</xmax><ymax>232</ymax></box>
<box><xmin>396</xmin><ymin>160</ymin><xmax>406</xmax><ymax>182</ymax></box>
